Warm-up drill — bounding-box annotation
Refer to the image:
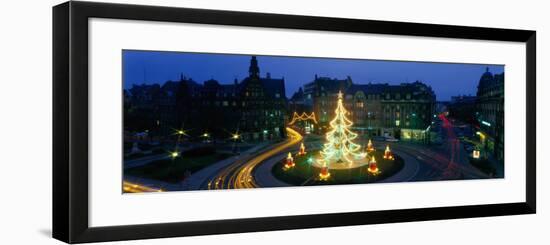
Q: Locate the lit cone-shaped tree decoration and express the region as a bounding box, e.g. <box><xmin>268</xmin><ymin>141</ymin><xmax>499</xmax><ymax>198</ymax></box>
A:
<box><xmin>366</xmin><ymin>139</ymin><xmax>375</xmax><ymax>152</ymax></box>
<box><xmin>319</xmin><ymin>166</ymin><xmax>331</xmax><ymax>180</ymax></box>
<box><xmin>298</xmin><ymin>142</ymin><xmax>306</xmax><ymax>156</ymax></box>
<box><xmin>284</xmin><ymin>152</ymin><xmax>295</xmax><ymax>170</ymax></box>
<box><xmin>318</xmin><ymin>91</ymin><xmax>366</xmax><ymax>169</ymax></box>
<box><xmin>368</xmin><ymin>156</ymin><xmax>380</xmax><ymax>175</ymax></box>
<box><xmin>383</xmin><ymin>145</ymin><xmax>394</xmax><ymax>160</ymax></box>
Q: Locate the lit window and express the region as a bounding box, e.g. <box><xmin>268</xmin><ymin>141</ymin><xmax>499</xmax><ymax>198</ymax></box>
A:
<box><xmin>395</xmin><ymin>120</ymin><xmax>400</xmax><ymax>127</ymax></box>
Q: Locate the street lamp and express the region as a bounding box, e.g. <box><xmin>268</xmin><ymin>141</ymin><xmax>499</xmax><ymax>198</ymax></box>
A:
<box><xmin>176</xmin><ymin>129</ymin><xmax>186</xmax><ymax>135</ymax></box>
<box><xmin>473</xmin><ymin>149</ymin><xmax>481</xmax><ymax>159</ymax></box>
<box><xmin>232</xmin><ymin>132</ymin><xmax>241</xmax><ymax>154</ymax></box>
<box><xmin>170</xmin><ymin>151</ymin><xmax>179</xmax><ymax>159</ymax></box>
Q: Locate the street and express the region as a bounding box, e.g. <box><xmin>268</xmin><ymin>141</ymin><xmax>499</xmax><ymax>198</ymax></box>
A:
<box><xmin>124</xmin><ymin>116</ymin><xmax>492</xmax><ymax>192</ymax></box>
<box><xmin>204</xmin><ymin>127</ymin><xmax>303</xmax><ymax>190</ymax></box>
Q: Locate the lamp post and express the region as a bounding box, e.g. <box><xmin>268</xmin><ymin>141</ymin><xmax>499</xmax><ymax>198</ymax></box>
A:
<box><xmin>367</xmin><ymin>112</ymin><xmax>373</xmax><ymax>137</ymax></box>
<box><xmin>232</xmin><ymin>132</ymin><xmax>240</xmax><ymax>155</ymax></box>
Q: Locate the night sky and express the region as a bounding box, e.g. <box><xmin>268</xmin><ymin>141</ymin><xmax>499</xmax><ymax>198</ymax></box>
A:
<box><xmin>123</xmin><ymin>50</ymin><xmax>504</xmax><ymax>101</ymax></box>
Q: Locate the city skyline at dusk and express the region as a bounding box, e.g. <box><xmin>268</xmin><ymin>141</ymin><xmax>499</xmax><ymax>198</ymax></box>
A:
<box><xmin>123</xmin><ymin>50</ymin><xmax>504</xmax><ymax>193</ymax></box>
<box><xmin>123</xmin><ymin>50</ymin><xmax>504</xmax><ymax>101</ymax></box>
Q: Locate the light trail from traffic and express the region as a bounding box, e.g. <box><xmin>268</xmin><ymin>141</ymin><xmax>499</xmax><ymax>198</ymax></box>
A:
<box><xmin>122</xmin><ymin>181</ymin><xmax>163</xmax><ymax>193</ymax></box>
<box><xmin>207</xmin><ymin>127</ymin><xmax>303</xmax><ymax>190</ymax></box>
<box><xmin>233</xmin><ymin>127</ymin><xmax>303</xmax><ymax>188</ymax></box>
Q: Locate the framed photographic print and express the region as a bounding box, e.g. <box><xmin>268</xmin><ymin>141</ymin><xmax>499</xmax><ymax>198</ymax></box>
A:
<box><xmin>53</xmin><ymin>1</ymin><xmax>536</xmax><ymax>243</ymax></box>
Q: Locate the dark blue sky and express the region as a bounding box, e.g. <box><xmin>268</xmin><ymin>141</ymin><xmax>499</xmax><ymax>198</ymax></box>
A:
<box><xmin>123</xmin><ymin>50</ymin><xmax>504</xmax><ymax>101</ymax></box>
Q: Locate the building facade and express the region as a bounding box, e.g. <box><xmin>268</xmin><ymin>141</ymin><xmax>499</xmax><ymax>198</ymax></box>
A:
<box><xmin>447</xmin><ymin>95</ymin><xmax>477</xmax><ymax>124</ymax></box>
<box><xmin>475</xmin><ymin>68</ymin><xmax>504</xmax><ymax>161</ymax></box>
<box><xmin>378</xmin><ymin>82</ymin><xmax>436</xmax><ymax>140</ymax></box>
<box><xmin>296</xmin><ymin>76</ymin><xmax>436</xmax><ymax>141</ymax></box>
<box><xmin>125</xmin><ymin>56</ymin><xmax>287</xmax><ymax>141</ymax></box>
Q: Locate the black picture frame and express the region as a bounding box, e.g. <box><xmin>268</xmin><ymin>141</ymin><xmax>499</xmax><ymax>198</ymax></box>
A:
<box><xmin>53</xmin><ymin>1</ymin><xmax>536</xmax><ymax>243</ymax></box>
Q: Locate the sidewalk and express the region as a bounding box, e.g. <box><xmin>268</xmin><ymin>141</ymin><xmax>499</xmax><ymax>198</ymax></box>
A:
<box><xmin>124</xmin><ymin>154</ymin><xmax>169</xmax><ymax>169</ymax></box>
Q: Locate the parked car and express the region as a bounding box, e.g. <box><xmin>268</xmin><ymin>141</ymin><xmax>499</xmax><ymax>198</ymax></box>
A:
<box><xmin>385</xmin><ymin>136</ymin><xmax>399</xmax><ymax>142</ymax></box>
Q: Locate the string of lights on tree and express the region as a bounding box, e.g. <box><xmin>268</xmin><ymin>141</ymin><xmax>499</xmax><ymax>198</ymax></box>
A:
<box><xmin>318</xmin><ymin>91</ymin><xmax>367</xmax><ymax>179</ymax></box>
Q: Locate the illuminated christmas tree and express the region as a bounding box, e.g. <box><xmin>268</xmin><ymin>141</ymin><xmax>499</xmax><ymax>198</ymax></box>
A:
<box><xmin>319</xmin><ymin>91</ymin><xmax>366</xmax><ymax>170</ymax></box>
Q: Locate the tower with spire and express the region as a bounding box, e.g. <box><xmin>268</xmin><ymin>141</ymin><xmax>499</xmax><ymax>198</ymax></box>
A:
<box><xmin>248</xmin><ymin>56</ymin><xmax>260</xmax><ymax>78</ymax></box>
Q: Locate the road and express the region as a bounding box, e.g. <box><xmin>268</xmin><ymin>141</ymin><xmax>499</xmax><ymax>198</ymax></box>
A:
<box><xmin>122</xmin><ymin>181</ymin><xmax>163</xmax><ymax>193</ymax></box>
<box><xmin>382</xmin><ymin>114</ymin><xmax>487</xmax><ymax>181</ymax></box>
<box><xmin>204</xmin><ymin>127</ymin><xmax>303</xmax><ymax>190</ymax></box>
<box><xmin>204</xmin><ymin>116</ymin><xmax>488</xmax><ymax>190</ymax></box>
<box><xmin>124</xmin><ymin>116</ymin><xmax>489</xmax><ymax>193</ymax></box>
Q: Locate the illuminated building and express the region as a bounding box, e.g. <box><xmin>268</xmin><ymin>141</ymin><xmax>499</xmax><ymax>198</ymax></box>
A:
<box><xmin>475</xmin><ymin>67</ymin><xmax>504</xmax><ymax>161</ymax></box>
<box><xmin>126</xmin><ymin>56</ymin><xmax>287</xmax><ymax>141</ymax></box>
<box><xmin>297</xmin><ymin>76</ymin><xmax>435</xmax><ymax>141</ymax></box>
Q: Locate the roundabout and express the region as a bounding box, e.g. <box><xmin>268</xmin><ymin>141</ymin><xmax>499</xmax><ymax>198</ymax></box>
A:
<box><xmin>272</xmin><ymin>146</ymin><xmax>404</xmax><ymax>186</ymax></box>
<box><xmin>272</xmin><ymin>91</ymin><xmax>404</xmax><ymax>186</ymax></box>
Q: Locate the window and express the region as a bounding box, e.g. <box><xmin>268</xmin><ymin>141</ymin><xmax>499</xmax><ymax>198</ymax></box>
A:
<box><xmin>222</xmin><ymin>101</ymin><xmax>229</xmax><ymax>106</ymax></box>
